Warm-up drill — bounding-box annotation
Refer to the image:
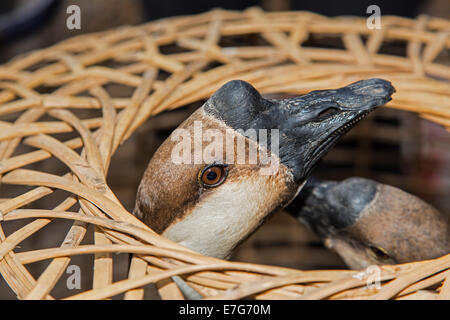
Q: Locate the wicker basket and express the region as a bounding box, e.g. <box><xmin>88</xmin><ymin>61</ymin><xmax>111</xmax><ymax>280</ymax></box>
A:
<box><xmin>0</xmin><ymin>8</ymin><xmax>449</xmax><ymax>300</ymax></box>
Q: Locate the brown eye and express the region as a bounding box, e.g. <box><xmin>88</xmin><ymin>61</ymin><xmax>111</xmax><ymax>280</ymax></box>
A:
<box><xmin>199</xmin><ymin>164</ymin><xmax>228</xmax><ymax>187</ymax></box>
<box><xmin>368</xmin><ymin>245</ymin><xmax>391</xmax><ymax>260</ymax></box>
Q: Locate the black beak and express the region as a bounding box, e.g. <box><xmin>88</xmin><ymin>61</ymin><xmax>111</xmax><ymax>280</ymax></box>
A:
<box><xmin>275</xmin><ymin>78</ymin><xmax>395</xmax><ymax>181</ymax></box>
<box><xmin>205</xmin><ymin>78</ymin><xmax>395</xmax><ymax>182</ymax></box>
<box><xmin>287</xmin><ymin>177</ymin><xmax>378</xmax><ymax>237</ymax></box>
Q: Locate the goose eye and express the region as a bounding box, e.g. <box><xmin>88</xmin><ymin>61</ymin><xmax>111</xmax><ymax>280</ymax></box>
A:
<box><xmin>199</xmin><ymin>164</ymin><xmax>228</xmax><ymax>187</ymax></box>
<box><xmin>368</xmin><ymin>245</ymin><xmax>391</xmax><ymax>260</ymax></box>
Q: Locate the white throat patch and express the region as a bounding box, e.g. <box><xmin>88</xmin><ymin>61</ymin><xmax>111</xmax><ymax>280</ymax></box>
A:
<box><xmin>162</xmin><ymin>176</ymin><xmax>283</xmax><ymax>259</ymax></box>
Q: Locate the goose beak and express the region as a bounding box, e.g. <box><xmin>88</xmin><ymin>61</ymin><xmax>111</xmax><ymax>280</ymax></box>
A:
<box><xmin>206</xmin><ymin>78</ymin><xmax>395</xmax><ymax>183</ymax></box>
<box><xmin>276</xmin><ymin>78</ymin><xmax>395</xmax><ymax>181</ymax></box>
<box><xmin>287</xmin><ymin>177</ymin><xmax>378</xmax><ymax>237</ymax></box>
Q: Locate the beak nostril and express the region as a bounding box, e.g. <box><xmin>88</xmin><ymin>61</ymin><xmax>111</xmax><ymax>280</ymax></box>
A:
<box><xmin>317</xmin><ymin>107</ymin><xmax>339</xmax><ymax>120</ymax></box>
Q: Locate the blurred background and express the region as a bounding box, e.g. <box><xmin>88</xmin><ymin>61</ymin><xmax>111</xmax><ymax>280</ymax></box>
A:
<box><xmin>0</xmin><ymin>0</ymin><xmax>449</xmax><ymax>299</ymax></box>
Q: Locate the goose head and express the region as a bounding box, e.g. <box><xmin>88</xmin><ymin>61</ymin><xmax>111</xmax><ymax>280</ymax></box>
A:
<box><xmin>288</xmin><ymin>177</ymin><xmax>449</xmax><ymax>269</ymax></box>
<box><xmin>134</xmin><ymin>79</ymin><xmax>394</xmax><ymax>259</ymax></box>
